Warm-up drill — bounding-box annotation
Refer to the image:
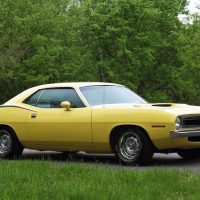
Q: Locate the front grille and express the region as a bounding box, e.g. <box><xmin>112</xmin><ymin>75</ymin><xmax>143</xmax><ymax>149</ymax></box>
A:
<box><xmin>182</xmin><ymin>116</ymin><xmax>200</xmax><ymax>129</ymax></box>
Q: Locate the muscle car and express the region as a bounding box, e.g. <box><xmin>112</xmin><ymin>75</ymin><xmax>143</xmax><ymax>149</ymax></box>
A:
<box><xmin>0</xmin><ymin>82</ymin><xmax>200</xmax><ymax>165</ymax></box>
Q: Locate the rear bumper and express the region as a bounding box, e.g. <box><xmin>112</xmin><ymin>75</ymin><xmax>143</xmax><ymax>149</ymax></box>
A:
<box><xmin>170</xmin><ymin>130</ymin><xmax>200</xmax><ymax>138</ymax></box>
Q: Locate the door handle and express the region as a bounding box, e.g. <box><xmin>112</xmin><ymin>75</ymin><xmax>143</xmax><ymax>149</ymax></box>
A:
<box><xmin>31</xmin><ymin>113</ymin><xmax>37</xmax><ymax>118</ymax></box>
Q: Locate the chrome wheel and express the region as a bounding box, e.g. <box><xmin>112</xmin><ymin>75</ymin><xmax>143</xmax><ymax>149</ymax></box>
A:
<box><xmin>114</xmin><ymin>128</ymin><xmax>153</xmax><ymax>165</ymax></box>
<box><xmin>118</xmin><ymin>131</ymin><xmax>142</xmax><ymax>160</ymax></box>
<box><xmin>0</xmin><ymin>130</ymin><xmax>12</xmax><ymax>156</ymax></box>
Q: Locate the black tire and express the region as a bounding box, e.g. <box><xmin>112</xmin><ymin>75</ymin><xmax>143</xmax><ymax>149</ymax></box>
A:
<box><xmin>62</xmin><ymin>151</ymin><xmax>77</xmax><ymax>156</ymax></box>
<box><xmin>113</xmin><ymin>128</ymin><xmax>154</xmax><ymax>166</ymax></box>
<box><xmin>0</xmin><ymin>128</ymin><xmax>24</xmax><ymax>159</ymax></box>
<box><xmin>177</xmin><ymin>149</ymin><xmax>200</xmax><ymax>159</ymax></box>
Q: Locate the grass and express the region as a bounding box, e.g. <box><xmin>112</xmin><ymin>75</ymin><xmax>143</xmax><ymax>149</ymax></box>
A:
<box><xmin>0</xmin><ymin>160</ymin><xmax>199</xmax><ymax>200</ymax></box>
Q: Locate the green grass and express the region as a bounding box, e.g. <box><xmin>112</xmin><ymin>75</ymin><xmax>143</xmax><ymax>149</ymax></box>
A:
<box><xmin>0</xmin><ymin>160</ymin><xmax>199</xmax><ymax>200</ymax></box>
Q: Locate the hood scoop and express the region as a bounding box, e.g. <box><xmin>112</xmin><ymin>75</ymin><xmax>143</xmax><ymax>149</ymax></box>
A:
<box><xmin>151</xmin><ymin>103</ymin><xmax>173</xmax><ymax>107</ymax></box>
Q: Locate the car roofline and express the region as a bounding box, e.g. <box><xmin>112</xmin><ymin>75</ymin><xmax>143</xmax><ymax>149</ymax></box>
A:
<box><xmin>4</xmin><ymin>82</ymin><xmax>122</xmax><ymax>105</ymax></box>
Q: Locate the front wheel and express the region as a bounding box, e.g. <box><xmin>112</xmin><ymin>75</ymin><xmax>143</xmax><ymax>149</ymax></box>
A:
<box><xmin>113</xmin><ymin>128</ymin><xmax>154</xmax><ymax>166</ymax></box>
<box><xmin>0</xmin><ymin>128</ymin><xmax>24</xmax><ymax>159</ymax></box>
<box><xmin>177</xmin><ymin>149</ymin><xmax>200</xmax><ymax>159</ymax></box>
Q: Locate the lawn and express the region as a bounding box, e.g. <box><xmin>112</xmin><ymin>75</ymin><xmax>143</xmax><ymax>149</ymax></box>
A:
<box><xmin>0</xmin><ymin>160</ymin><xmax>199</xmax><ymax>200</ymax></box>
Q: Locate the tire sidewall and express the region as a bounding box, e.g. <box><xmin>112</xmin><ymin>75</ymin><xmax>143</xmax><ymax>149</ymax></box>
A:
<box><xmin>114</xmin><ymin>128</ymin><xmax>152</xmax><ymax>165</ymax></box>
<box><xmin>0</xmin><ymin>128</ymin><xmax>23</xmax><ymax>159</ymax></box>
<box><xmin>0</xmin><ymin>129</ymin><xmax>13</xmax><ymax>157</ymax></box>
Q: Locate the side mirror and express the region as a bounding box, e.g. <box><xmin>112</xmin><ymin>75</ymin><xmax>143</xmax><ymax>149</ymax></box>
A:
<box><xmin>61</xmin><ymin>101</ymin><xmax>71</xmax><ymax>111</ymax></box>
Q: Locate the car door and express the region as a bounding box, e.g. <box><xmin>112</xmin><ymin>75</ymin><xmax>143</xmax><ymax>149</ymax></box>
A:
<box><xmin>25</xmin><ymin>87</ymin><xmax>92</xmax><ymax>148</ymax></box>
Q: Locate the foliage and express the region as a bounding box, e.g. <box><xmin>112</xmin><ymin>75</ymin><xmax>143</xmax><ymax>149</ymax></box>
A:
<box><xmin>0</xmin><ymin>0</ymin><xmax>86</xmax><ymax>102</ymax></box>
<box><xmin>176</xmin><ymin>14</ymin><xmax>200</xmax><ymax>104</ymax></box>
<box><xmin>0</xmin><ymin>0</ymin><xmax>199</xmax><ymax>104</ymax></box>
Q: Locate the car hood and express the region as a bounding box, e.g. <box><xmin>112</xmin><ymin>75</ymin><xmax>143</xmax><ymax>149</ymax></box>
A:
<box><xmin>93</xmin><ymin>103</ymin><xmax>200</xmax><ymax>116</ymax></box>
<box><xmin>150</xmin><ymin>103</ymin><xmax>200</xmax><ymax>115</ymax></box>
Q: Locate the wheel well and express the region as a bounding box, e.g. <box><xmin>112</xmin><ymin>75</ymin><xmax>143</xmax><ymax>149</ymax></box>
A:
<box><xmin>109</xmin><ymin>125</ymin><xmax>156</xmax><ymax>151</ymax></box>
<box><xmin>0</xmin><ymin>124</ymin><xmax>23</xmax><ymax>146</ymax></box>
<box><xmin>0</xmin><ymin>124</ymin><xmax>16</xmax><ymax>132</ymax></box>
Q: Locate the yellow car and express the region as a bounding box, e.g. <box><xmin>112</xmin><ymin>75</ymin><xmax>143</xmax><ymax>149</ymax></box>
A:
<box><xmin>0</xmin><ymin>82</ymin><xmax>200</xmax><ymax>165</ymax></box>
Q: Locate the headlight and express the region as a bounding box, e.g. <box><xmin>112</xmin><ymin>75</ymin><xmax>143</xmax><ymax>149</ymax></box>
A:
<box><xmin>175</xmin><ymin>117</ymin><xmax>182</xmax><ymax>130</ymax></box>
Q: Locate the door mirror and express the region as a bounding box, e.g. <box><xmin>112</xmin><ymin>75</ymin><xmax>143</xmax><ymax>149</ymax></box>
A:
<box><xmin>61</xmin><ymin>101</ymin><xmax>71</xmax><ymax>111</ymax></box>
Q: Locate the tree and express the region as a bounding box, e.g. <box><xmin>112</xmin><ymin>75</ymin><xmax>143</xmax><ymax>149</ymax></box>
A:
<box><xmin>175</xmin><ymin>13</ymin><xmax>200</xmax><ymax>104</ymax></box>
<box><xmin>78</xmin><ymin>0</ymin><xmax>187</xmax><ymax>102</ymax></box>
<box><xmin>0</xmin><ymin>0</ymin><xmax>85</xmax><ymax>103</ymax></box>
<box><xmin>0</xmin><ymin>0</ymin><xmax>199</xmax><ymax>105</ymax></box>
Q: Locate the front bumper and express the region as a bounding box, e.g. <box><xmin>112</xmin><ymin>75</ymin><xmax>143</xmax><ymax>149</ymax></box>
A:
<box><xmin>171</xmin><ymin>130</ymin><xmax>200</xmax><ymax>138</ymax></box>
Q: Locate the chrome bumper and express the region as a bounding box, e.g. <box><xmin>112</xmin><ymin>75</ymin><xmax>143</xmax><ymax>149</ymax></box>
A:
<box><xmin>171</xmin><ymin>130</ymin><xmax>200</xmax><ymax>138</ymax></box>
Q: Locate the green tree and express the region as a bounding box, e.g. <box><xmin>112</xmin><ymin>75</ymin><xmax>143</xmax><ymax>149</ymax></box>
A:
<box><xmin>175</xmin><ymin>13</ymin><xmax>200</xmax><ymax>104</ymax></box>
<box><xmin>0</xmin><ymin>0</ymin><xmax>199</xmax><ymax>105</ymax></box>
<box><xmin>0</xmin><ymin>0</ymin><xmax>85</xmax><ymax>103</ymax></box>
<box><xmin>78</xmin><ymin>0</ymin><xmax>187</xmax><ymax>102</ymax></box>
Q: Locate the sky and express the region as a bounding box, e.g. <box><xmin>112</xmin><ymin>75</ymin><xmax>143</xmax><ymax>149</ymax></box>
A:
<box><xmin>178</xmin><ymin>0</ymin><xmax>199</xmax><ymax>22</ymax></box>
<box><xmin>187</xmin><ymin>0</ymin><xmax>199</xmax><ymax>14</ymax></box>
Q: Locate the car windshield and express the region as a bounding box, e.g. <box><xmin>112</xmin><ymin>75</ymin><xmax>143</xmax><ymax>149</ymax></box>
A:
<box><xmin>80</xmin><ymin>85</ymin><xmax>147</xmax><ymax>106</ymax></box>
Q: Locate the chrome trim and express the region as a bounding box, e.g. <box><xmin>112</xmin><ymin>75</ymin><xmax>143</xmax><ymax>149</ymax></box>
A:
<box><xmin>36</xmin><ymin>89</ymin><xmax>45</xmax><ymax>105</ymax></box>
<box><xmin>118</xmin><ymin>131</ymin><xmax>142</xmax><ymax>160</ymax></box>
<box><xmin>171</xmin><ymin>130</ymin><xmax>200</xmax><ymax>138</ymax></box>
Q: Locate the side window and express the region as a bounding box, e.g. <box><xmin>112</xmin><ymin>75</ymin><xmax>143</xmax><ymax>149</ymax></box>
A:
<box><xmin>24</xmin><ymin>90</ymin><xmax>44</xmax><ymax>106</ymax></box>
<box><xmin>25</xmin><ymin>88</ymin><xmax>84</xmax><ymax>108</ymax></box>
<box><xmin>80</xmin><ymin>86</ymin><xmax>104</xmax><ymax>106</ymax></box>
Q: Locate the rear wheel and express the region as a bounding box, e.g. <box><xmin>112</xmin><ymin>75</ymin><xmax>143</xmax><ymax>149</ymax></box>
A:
<box><xmin>0</xmin><ymin>128</ymin><xmax>24</xmax><ymax>159</ymax></box>
<box><xmin>177</xmin><ymin>149</ymin><xmax>200</xmax><ymax>159</ymax></box>
<box><xmin>113</xmin><ymin>128</ymin><xmax>154</xmax><ymax>166</ymax></box>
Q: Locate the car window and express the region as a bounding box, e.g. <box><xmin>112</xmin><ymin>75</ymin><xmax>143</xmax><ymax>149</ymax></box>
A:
<box><xmin>80</xmin><ymin>86</ymin><xmax>147</xmax><ymax>106</ymax></box>
<box><xmin>24</xmin><ymin>89</ymin><xmax>44</xmax><ymax>106</ymax></box>
<box><xmin>80</xmin><ymin>86</ymin><xmax>104</xmax><ymax>106</ymax></box>
<box><xmin>25</xmin><ymin>88</ymin><xmax>84</xmax><ymax>108</ymax></box>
